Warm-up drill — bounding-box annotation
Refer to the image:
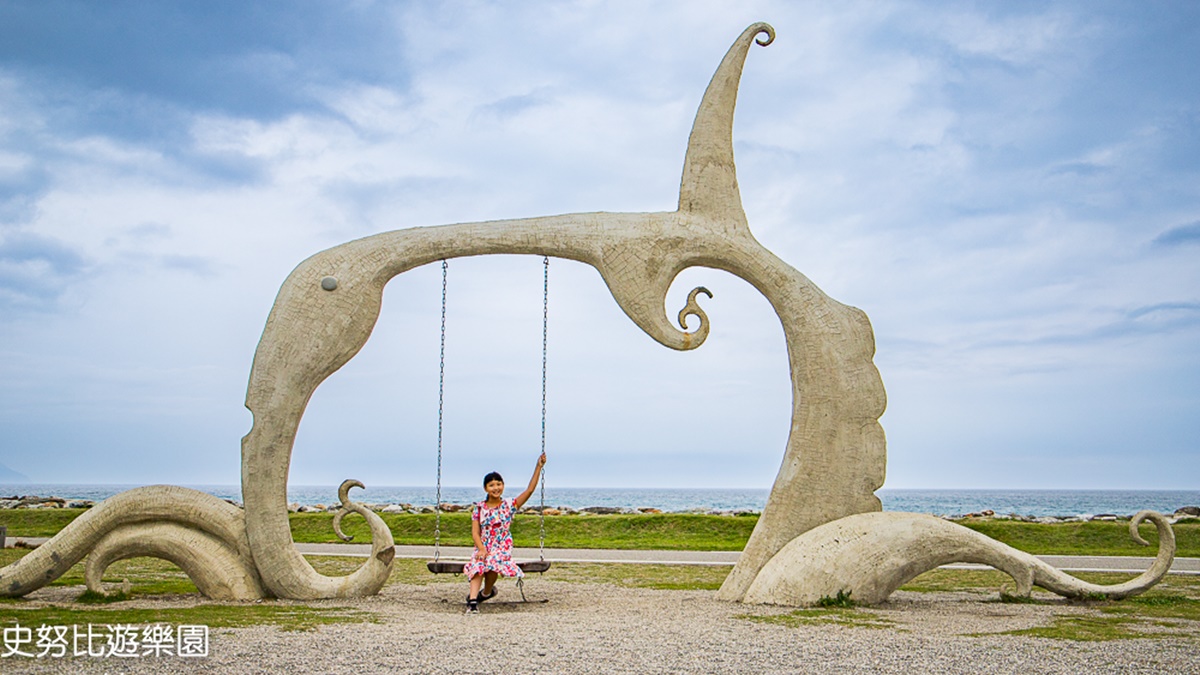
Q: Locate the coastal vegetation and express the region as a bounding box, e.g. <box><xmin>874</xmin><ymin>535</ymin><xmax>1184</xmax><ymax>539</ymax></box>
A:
<box><xmin>4</xmin><ymin>509</ymin><xmax>1199</xmax><ymax>557</ymax></box>
<box><xmin>4</xmin><ymin>548</ymin><xmax>1197</xmax><ymax>641</ymax></box>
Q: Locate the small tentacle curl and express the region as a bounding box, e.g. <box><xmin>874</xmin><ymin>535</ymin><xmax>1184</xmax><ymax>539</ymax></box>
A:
<box><xmin>677</xmin><ymin>286</ymin><xmax>712</xmax><ymax>349</ymax></box>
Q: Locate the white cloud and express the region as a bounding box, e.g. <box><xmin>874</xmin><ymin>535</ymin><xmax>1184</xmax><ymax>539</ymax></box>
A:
<box><xmin>0</xmin><ymin>2</ymin><xmax>1196</xmax><ymax>490</ymax></box>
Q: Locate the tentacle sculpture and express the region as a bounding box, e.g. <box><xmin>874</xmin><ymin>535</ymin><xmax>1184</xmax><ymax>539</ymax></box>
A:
<box><xmin>0</xmin><ymin>485</ymin><xmax>262</xmax><ymax>598</ymax></box>
<box><xmin>742</xmin><ymin>511</ymin><xmax>1177</xmax><ymax>606</ymax></box>
<box><xmin>85</xmin><ymin>523</ymin><xmax>265</xmax><ymax>600</ymax></box>
<box><xmin>239</xmin><ymin>21</ymin><xmax>885</xmax><ymax>600</ymax></box>
<box><xmin>0</xmin><ymin>24</ymin><xmax>1167</xmax><ymax>606</ymax></box>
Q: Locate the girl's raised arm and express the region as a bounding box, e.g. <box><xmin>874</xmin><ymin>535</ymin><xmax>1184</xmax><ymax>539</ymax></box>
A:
<box><xmin>513</xmin><ymin>453</ymin><xmax>547</xmax><ymax>510</ymax></box>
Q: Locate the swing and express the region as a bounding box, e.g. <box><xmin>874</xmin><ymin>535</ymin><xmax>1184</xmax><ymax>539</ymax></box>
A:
<box><xmin>426</xmin><ymin>257</ymin><xmax>552</xmax><ymax>578</ymax></box>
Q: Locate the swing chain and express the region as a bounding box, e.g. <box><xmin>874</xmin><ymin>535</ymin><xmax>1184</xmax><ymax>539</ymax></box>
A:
<box><xmin>539</xmin><ymin>256</ymin><xmax>549</xmax><ymax>560</ymax></box>
<box><xmin>434</xmin><ymin>259</ymin><xmax>448</xmax><ymax>561</ymax></box>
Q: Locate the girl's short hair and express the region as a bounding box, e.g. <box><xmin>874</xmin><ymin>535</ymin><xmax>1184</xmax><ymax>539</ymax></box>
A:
<box><xmin>483</xmin><ymin>471</ymin><xmax>503</xmax><ymax>487</ymax></box>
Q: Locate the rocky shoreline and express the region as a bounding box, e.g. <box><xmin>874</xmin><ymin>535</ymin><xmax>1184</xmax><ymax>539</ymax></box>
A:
<box><xmin>3</xmin><ymin>494</ymin><xmax>1198</xmax><ymax>522</ymax></box>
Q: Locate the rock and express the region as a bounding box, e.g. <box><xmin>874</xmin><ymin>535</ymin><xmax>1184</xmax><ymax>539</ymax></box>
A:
<box><xmin>439</xmin><ymin>503</ymin><xmax>462</xmax><ymax>513</ymax></box>
<box><xmin>66</xmin><ymin>500</ymin><xmax>94</xmax><ymax>509</ymax></box>
<box><xmin>19</xmin><ymin>497</ymin><xmax>65</xmax><ymax>509</ymax></box>
<box><xmin>0</xmin><ymin>500</ymin><xmax>19</xmax><ymax>509</ymax></box>
<box><xmin>381</xmin><ymin>504</ymin><xmax>407</xmax><ymax>513</ymax></box>
<box><xmin>980</xmin><ymin>509</ymin><xmax>994</xmax><ymax>517</ymax></box>
<box><xmin>288</xmin><ymin>502</ymin><xmax>300</xmax><ymax>513</ymax></box>
<box><xmin>1175</xmin><ymin>506</ymin><xmax>1200</xmax><ymax>517</ymax></box>
<box><xmin>582</xmin><ymin>506</ymin><xmax>621</xmax><ymax>515</ymax></box>
<box><xmin>542</xmin><ymin>508</ymin><xmax>562</xmax><ymax>516</ymax></box>
<box><xmin>419</xmin><ymin>506</ymin><xmax>435</xmax><ymax>514</ymax></box>
<box><xmin>1091</xmin><ymin>514</ymin><xmax>1118</xmax><ymax>521</ymax></box>
<box><xmin>638</xmin><ymin>507</ymin><xmax>662</xmax><ymax>514</ymax></box>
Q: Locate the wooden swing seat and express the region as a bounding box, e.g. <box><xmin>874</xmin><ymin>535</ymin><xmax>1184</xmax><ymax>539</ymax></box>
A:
<box><xmin>426</xmin><ymin>559</ymin><xmax>552</xmax><ymax>575</ymax></box>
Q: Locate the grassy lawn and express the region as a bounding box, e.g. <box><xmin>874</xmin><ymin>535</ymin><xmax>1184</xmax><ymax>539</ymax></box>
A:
<box><xmin>0</xmin><ymin>549</ymin><xmax>726</xmax><ymax>630</ymax></box>
<box><xmin>900</xmin><ymin>568</ymin><xmax>1200</xmax><ymax>641</ymax></box>
<box><xmin>4</xmin><ymin>509</ymin><xmax>1198</xmax><ymax>556</ymax></box>
<box><xmin>3</xmin><ymin>548</ymin><xmax>1199</xmax><ymax>641</ymax></box>
<box><xmin>294</xmin><ymin>511</ymin><xmax>758</xmax><ymax>550</ymax></box>
<box><xmin>957</xmin><ymin>517</ymin><xmax>1196</xmax><ymax>557</ymax></box>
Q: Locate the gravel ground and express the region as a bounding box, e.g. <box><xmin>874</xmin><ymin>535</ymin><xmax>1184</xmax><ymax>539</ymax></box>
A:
<box><xmin>5</xmin><ymin>580</ymin><xmax>1199</xmax><ymax>674</ymax></box>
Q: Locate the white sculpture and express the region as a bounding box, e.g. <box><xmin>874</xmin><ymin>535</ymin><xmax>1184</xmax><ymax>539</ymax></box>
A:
<box><xmin>0</xmin><ymin>23</ymin><xmax>1173</xmax><ymax>605</ymax></box>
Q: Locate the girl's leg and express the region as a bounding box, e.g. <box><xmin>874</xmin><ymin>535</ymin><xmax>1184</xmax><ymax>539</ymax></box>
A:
<box><xmin>482</xmin><ymin>571</ymin><xmax>498</xmax><ymax>595</ymax></box>
<box><xmin>468</xmin><ymin>573</ymin><xmax>483</xmax><ymax>600</ymax></box>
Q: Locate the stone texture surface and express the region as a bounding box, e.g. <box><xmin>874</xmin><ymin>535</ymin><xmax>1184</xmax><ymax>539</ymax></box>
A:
<box><xmin>0</xmin><ymin>23</ymin><xmax>888</xmax><ymax>602</ymax></box>
<box><xmin>239</xmin><ymin>22</ymin><xmax>885</xmax><ymax>601</ymax></box>
<box><xmin>743</xmin><ymin>511</ymin><xmax>1176</xmax><ymax>606</ymax></box>
<box><xmin>8</xmin><ymin>581</ymin><xmax>1200</xmax><ymax>674</ymax></box>
<box><xmin>0</xmin><ymin>486</ymin><xmax>261</xmax><ymax>599</ymax></box>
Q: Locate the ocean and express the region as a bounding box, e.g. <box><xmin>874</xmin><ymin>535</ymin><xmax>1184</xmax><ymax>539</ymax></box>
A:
<box><xmin>2</xmin><ymin>484</ymin><xmax>1198</xmax><ymax>517</ymax></box>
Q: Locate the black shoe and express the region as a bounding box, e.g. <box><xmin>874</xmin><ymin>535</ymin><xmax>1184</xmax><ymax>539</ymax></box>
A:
<box><xmin>479</xmin><ymin>588</ymin><xmax>497</xmax><ymax>603</ymax></box>
<box><xmin>465</xmin><ymin>598</ymin><xmax>479</xmax><ymax>614</ymax></box>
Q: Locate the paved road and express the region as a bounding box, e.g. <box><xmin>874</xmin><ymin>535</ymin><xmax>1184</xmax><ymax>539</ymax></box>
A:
<box><xmin>8</xmin><ymin>538</ymin><xmax>1199</xmax><ymax>574</ymax></box>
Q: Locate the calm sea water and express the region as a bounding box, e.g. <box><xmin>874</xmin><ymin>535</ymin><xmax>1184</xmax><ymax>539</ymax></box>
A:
<box><xmin>2</xmin><ymin>484</ymin><xmax>1197</xmax><ymax>517</ymax></box>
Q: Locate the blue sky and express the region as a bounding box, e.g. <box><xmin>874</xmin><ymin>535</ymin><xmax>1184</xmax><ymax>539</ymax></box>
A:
<box><xmin>0</xmin><ymin>1</ymin><xmax>1196</xmax><ymax>490</ymax></box>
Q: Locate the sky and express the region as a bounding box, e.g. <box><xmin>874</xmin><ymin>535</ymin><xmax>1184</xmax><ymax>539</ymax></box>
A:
<box><xmin>0</xmin><ymin>1</ymin><xmax>1197</xmax><ymax>491</ymax></box>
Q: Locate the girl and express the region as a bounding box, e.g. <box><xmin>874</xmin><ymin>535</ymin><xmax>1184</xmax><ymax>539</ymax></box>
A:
<box><xmin>463</xmin><ymin>451</ymin><xmax>547</xmax><ymax>613</ymax></box>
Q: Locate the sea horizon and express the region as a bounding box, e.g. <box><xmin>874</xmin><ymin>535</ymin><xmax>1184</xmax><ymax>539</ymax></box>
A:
<box><xmin>2</xmin><ymin>483</ymin><xmax>1197</xmax><ymax>518</ymax></box>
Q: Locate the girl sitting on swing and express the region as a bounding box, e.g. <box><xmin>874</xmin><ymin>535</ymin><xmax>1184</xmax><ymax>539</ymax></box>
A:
<box><xmin>464</xmin><ymin>451</ymin><xmax>547</xmax><ymax>613</ymax></box>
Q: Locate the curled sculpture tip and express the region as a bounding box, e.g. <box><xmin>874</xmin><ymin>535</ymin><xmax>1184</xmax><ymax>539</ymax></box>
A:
<box><xmin>752</xmin><ymin>23</ymin><xmax>775</xmax><ymax>47</ymax></box>
<box><xmin>338</xmin><ymin>479</ymin><xmax>365</xmax><ymax>506</ymax></box>
<box><xmin>678</xmin><ymin>286</ymin><xmax>712</xmax><ymax>332</ymax></box>
<box><xmin>1129</xmin><ymin>510</ymin><xmax>1156</xmax><ymax>546</ymax></box>
<box><xmin>333</xmin><ymin>479</ymin><xmax>367</xmax><ymax>542</ymax></box>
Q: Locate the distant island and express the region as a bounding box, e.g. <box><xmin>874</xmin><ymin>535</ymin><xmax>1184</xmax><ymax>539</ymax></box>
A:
<box><xmin>0</xmin><ymin>462</ymin><xmax>29</xmax><ymax>483</ymax></box>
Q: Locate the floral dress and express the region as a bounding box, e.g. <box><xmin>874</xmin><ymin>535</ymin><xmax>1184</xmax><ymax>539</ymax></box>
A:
<box><xmin>462</xmin><ymin>497</ymin><xmax>524</xmax><ymax>579</ymax></box>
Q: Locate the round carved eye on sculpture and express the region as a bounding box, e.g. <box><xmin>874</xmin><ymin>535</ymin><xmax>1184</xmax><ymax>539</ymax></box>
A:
<box><xmin>320</xmin><ymin>276</ymin><xmax>339</xmax><ymax>292</ymax></box>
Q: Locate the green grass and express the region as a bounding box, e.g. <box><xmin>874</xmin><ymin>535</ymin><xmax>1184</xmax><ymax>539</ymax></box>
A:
<box><xmin>0</xmin><ymin>548</ymin><xmax>200</xmax><ymax>595</ymax></box>
<box><xmin>541</xmin><ymin>561</ymin><xmax>729</xmax><ymax>590</ymax></box>
<box><xmin>292</xmin><ymin>511</ymin><xmax>758</xmax><ymax>550</ymax></box>
<box><xmin>957</xmin><ymin>518</ymin><xmax>1198</xmax><ymax>557</ymax></box>
<box><xmin>992</xmin><ymin>592</ymin><xmax>1200</xmax><ymax>642</ymax></box>
<box><xmin>4</xmin><ymin>546</ymin><xmax>1199</xmax><ymax>641</ymax></box>
<box><xmin>901</xmin><ymin>569</ymin><xmax>1200</xmax><ymax>600</ymax></box>
<box><xmin>992</xmin><ymin>615</ymin><xmax>1146</xmax><ymax>641</ymax></box>
<box><xmin>0</xmin><ymin>552</ymin><xmax>721</xmax><ymax>630</ymax></box>
<box><xmin>740</xmin><ymin>608</ymin><xmax>895</xmax><ymax>630</ymax></box>
<box><xmin>1</xmin><ymin>603</ymin><xmax>376</xmax><ymax>632</ymax></box>
<box><xmin>6</xmin><ymin>509</ymin><xmax>1198</xmax><ymax>556</ymax></box>
<box><xmin>904</xmin><ymin>570</ymin><xmax>1200</xmax><ymax>641</ymax></box>
<box><xmin>0</xmin><ymin>508</ymin><xmax>84</xmax><ymax>537</ymax></box>
<box><xmin>816</xmin><ymin>589</ymin><xmax>855</xmax><ymax>607</ymax></box>
<box><xmin>361</xmin><ymin>556</ymin><xmax>730</xmax><ymax>590</ymax></box>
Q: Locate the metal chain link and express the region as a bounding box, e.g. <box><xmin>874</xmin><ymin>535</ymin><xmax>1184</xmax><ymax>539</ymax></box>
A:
<box><xmin>433</xmin><ymin>259</ymin><xmax>448</xmax><ymax>561</ymax></box>
<box><xmin>539</xmin><ymin>256</ymin><xmax>549</xmax><ymax>560</ymax></box>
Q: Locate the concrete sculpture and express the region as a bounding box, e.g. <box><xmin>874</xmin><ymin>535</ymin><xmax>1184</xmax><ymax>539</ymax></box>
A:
<box><xmin>0</xmin><ymin>23</ymin><xmax>1174</xmax><ymax>605</ymax></box>
<box><xmin>743</xmin><ymin>511</ymin><xmax>1176</xmax><ymax>606</ymax></box>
